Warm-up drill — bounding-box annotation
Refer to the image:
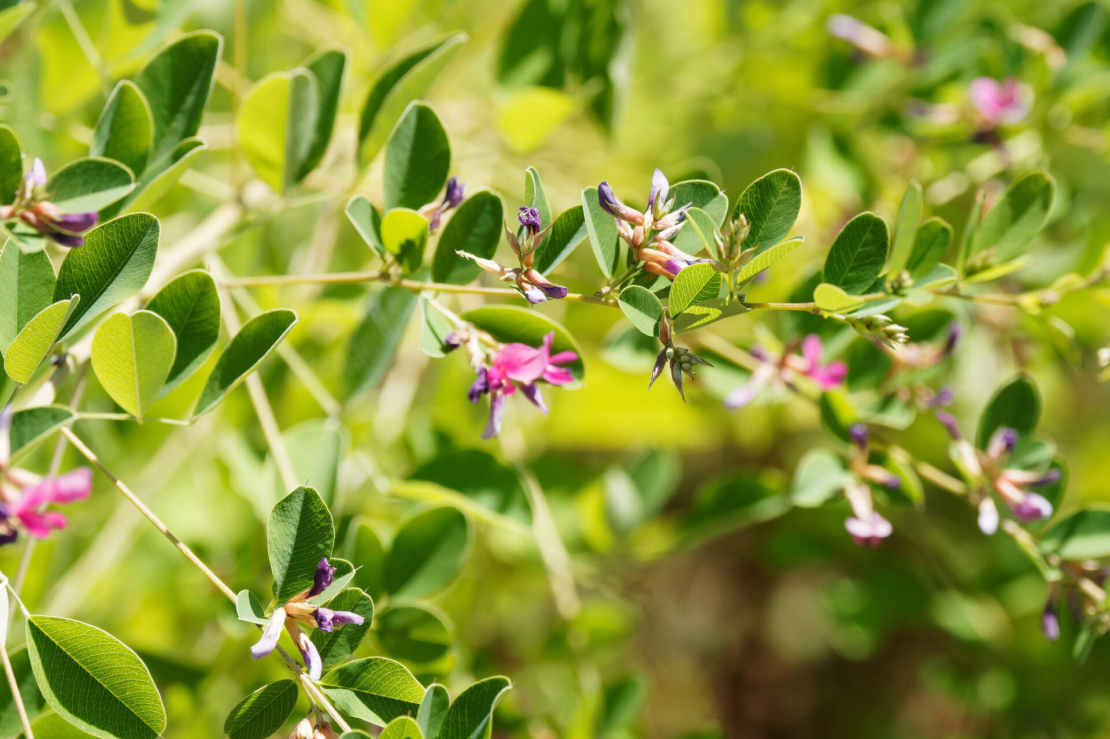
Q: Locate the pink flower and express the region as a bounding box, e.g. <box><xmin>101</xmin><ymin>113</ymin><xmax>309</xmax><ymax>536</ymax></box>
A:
<box><xmin>798</xmin><ymin>335</ymin><xmax>848</xmax><ymax>389</ymax></box>
<box><xmin>844</xmin><ymin>482</ymin><xmax>893</xmax><ymax>547</ymax></box>
<box><xmin>469</xmin><ymin>332</ymin><xmax>577</xmax><ymax>439</ymax></box>
<box><xmin>969</xmin><ymin>77</ymin><xmax>1031</xmax><ymax>126</ymax></box>
<box><xmin>725</xmin><ymin>335</ymin><xmax>847</xmax><ymax>409</ymax></box>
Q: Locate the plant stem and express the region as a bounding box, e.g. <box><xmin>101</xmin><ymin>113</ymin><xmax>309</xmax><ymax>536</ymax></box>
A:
<box><xmin>1</xmin><ymin>646</ymin><xmax>33</xmax><ymax>739</ymax></box>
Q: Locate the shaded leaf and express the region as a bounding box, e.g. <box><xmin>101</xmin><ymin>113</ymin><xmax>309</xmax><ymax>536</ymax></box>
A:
<box><xmin>345</xmin><ymin>286</ymin><xmax>418</xmax><ymax>397</ymax></box>
<box><xmin>533</xmin><ymin>205</ymin><xmax>587</xmax><ymax>275</ymax></box>
<box><xmin>433</xmin><ymin>191</ymin><xmax>504</xmax><ymax>284</ymax></box>
<box><xmin>377</xmin><ymin>604</ymin><xmax>453</xmax><ymax>664</ymax></box>
<box><xmin>582</xmin><ymin>186</ymin><xmax>620</xmax><ymax>278</ymax></box>
<box><xmin>223</xmin><ymin>680</ymin><xmax>299</xmax><ymax>739</ymax></box>
<box><xmin>193</xmin><ymin>309</ymin><xmax>297</xmax><ymax>417</ymax></box>
<box><xmin>144</xmin><ymin>269</ymin><xmax>220</xmax><ymax>397</ymax></box>
<box><xmin>384</xmin><ymin>507</ymin><xmax>471</xmax><ymax>599</ymax></box>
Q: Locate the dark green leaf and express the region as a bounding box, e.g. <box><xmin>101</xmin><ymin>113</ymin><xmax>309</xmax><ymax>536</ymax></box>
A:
<box><xmin>223</xmin><ymin>680</ymin><xmax>299</xmax><ymax>739</ymax></box>
<box><xmin>0</xmin><ymin>125</ymin><xmax>21</xmax><ymax>206</ymax></box>
<box><xmin>9</xmin><ymin>406</ymin><xmax>75</xmax><ymax>464</ymax></box>
<box><xmin>384</xmin><ymin>103</ymin><xmax>451</xmax><ymax>212</ymax></box>
<box><xmin>145</xmin><ymin>269</ymin><xmax>220</xmax><ymax>397</ymax></box>
<box><xmin>533</xmin><ymin>205</ymin><xmax>587</xmax><ymax>275</ymax></box>
<box><xmin>734</xmin><ymin>169</ymin><xmax>802</xmax><ymax>254</ymax></box>
<box><xmin>906</xmin><ymin>217</ymin><xmax>952</xmax><ymax>281</ymax></box>
<box><xmin>418</xmin><ymin>684</ymin><xmax>450</xmax><ymax>739</ymax></box>
<box><xmin>91</xmin><ymin>81</ymin><xmax>152</xmax><ymax>176</ymax></box>
<box><xmin>384</xmin><ymin>507</ymin><xmax>471</xmax><ymax>598</ymax></box>
<box><xmin>311</xmin><ymin>588</ymin><xmax>375</xmax><ymax>668</ymax></box>
<box><xmin>433</xmin><ymin>191</ymin><xmax>504</xmax><ymax>284</ymax></box>
<box><xmin>377</xmin><ymin>605</ymin><xmax>453</xmax><ymax>664</ymax></box>
<box><xmin>267</xmin><ymin>485</ymin><xmax>335</xmax><ymax>602</ymax></box>
<box><xmin>823</xmin><ymin>212</ymin><xmax>888</xmax><ymax>294</ymax></box>
<box><xmin>193</xmin><ymin>309</ymin><xmax>297</xmax><ymax>417</ymax></box>
<box><xmin>319</xmin><ymin>657</ymin><xmax>424</xmax><ymax>725</ymax></box>
<box><xmin>345</xmin><ymin>286</ymin><xmax>418</xmax><ymax>397</ymax></box>
<box><xmin>976</xmin><ymin>375</ymin><xmax>1040</xmax><ymax>448</ymax></box>
<box><xmin>582</xmin><ymin>186</ymin><xmax>620</xmax><ymax>278</ymax></box>
<box><xmin>298</xmin><ymin>46</ymin><xmax>350</xmax><ymax>179</ymax></box>
<box><xmin>438</xmin><ymin>676</ymin><xmax>512</xmax><ymax>739</ymax></box>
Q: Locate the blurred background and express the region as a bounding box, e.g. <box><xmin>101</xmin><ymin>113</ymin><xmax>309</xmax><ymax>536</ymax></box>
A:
<box><xmin>6</xmin><ymin>0</ymin><xmax>1110</xmax><ymax>736</ymax></box>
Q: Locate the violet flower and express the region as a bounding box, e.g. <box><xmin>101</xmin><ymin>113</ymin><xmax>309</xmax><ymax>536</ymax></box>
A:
<box><xmin>418</xmin><ymin>176</ymin><xmax>466</xmax><ymax>231</ymax></box>
<box><xmin>1042</xmin><ymin>599</ymin><xmax>1060</xmax><ymax>643</ymax></box>
<box><xmin>518</xmin><ymin>206</ymin><xmax>542</xmax><ymax>235</ymax></box>
<box><xmin>468</xmin><ymin>332</ymin><xmax>577</xmax><ymax>439</ymax></box>
<box><xmin>0</xmin><ymin>158</ymin><xmax>98</xmax><ymax>247</ymax></box>
<box><xmin>969</xmin><ymin>77</ymin><xmax>1031</xmax><ymax>126</ymax></box>
<box><xmin>725</xmin><ymin>334</ymin><xmax>847</xmax><ymax>410</ymax></box>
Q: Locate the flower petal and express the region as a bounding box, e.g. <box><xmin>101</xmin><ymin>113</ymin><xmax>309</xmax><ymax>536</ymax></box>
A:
<box><xmin>250</xmin><ymin>609</ymin><xmax>287</xmax><ymax>659</ymax></box>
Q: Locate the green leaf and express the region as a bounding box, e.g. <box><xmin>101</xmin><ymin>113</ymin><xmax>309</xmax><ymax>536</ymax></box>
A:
<box><xmin>668</xmin><ymin>262</ymin><xmax>721</xmax><ymax>315</ymax></box>
<box><xmin>237</xmin><ymin>69</ymin><xmax>319</xmax><ymax>193</ymax></box>
<box><xmin>533</xmin><ymin>205</ymin><xmax>587</xmax><ymax>275</ymax></box>
<box><xmin>385</xmin><ymin>507</ymin><xmax>471</xmax><ymax>598</ymax></box>
<box><xmin>381</xmin><ymin>208</ymin><xmax>429</xmax><ymax>273</ymax></box>
<box><xmin>90</xmin><ymin>310</ymin><xmax>177</xmax><ymax>422</ymax></box>
<box><xmin>820</xmin><ymin>390</ymin><xmax>859</xmax><ymax>443</ymax></box>
<box><xmin>91</xmin><ymin>81</ymin><xmax>152</xmax><ymax>177</ymax></box>
<box><xmin>823</xmin><ymin>212</ymin><xmax>888</xmax><ymax>294</ymax></box>
<box><xmin>791</xmin><ymin>449</ymin><xmax>852</xmax><ymax>507</ymax></box>
<box><xmin>311</xmin><ymin>588</ymin><xmax>375</xmax><ymax>668</ymax></box>
<box><xmin>346</xmin><ymin>519</ymin><xmax>387</xmax><ymax>600</ymax></box>
<box><xmin>433</xmin><ymin>191</ymin><xmax>504</xmax><ymax>284</ymax></box>
<box><xmin>736</xmin><ymin>235</ymin><xmax>804</xmax><ymax>284</ymax></box>
<box><xmin>0</xmin><ymin>243</ymin><xmax>55</xmax><ymax>355</ymax></box>
<box><xmin>4</xmin><ymin>298</ymin><xmax>78</xmax><ymax>383</ymax></box>
<box><xmin>969</xmin><ymin>170</ymin><xmax>1056</xmax><ymax>262</ymax></box>
<box><xmin>0</xmin><ymin>647</ymin><xmax>46</xmax><ymax>736</ymax></box>
<box><xmin>0</xmin><ymin>2</ymin><xmax>34</xmax><ymax>46</ymax></box>
<box><xmin>523</xmin><ymin>167</ymin><xmax>552</xmax><ymax>230</ymax></box>
<box><xmin>0</xmin><ymin>125</ymin><xmax>22</xmax><ymax>206</ymax></box>
<box><xmin>582</xmin><ymin>186</ymin><xmax>620</xmax><ymax>278</ymax></box>
<box><xmin>298</xmin><ymin>46</ymin><xmax>350</xmax><ymax>180</ymax></box>
<box><xmin>9</xmin><ymin>405</ymin><xmax>74</xmax><ymax>464</ymax></box>
<box><xmin>670</xmin><ymin>180</ymin><xmax>728</xmax><ymax>255</ymax></box>
<box><xmin>223</xmin><ymin>680</ymin><xmax>299</xmax><ymax>739</ymax></box>
<box><xmin>676</xmin><ymin>207</ymin><xmax>720</xmax><ymax>258</ymax></box>
<box><xmin>905</xmin><ymin>217</ymin><xmax>952</xmax><ymax>281</ymax></box>
<box><xmin>345</xmin><ymin>286</ymin><xmax>418</xmax><ymax>397</ymax></box>
<box><xmin>671</xmin><ymin>298</ymin><xmax>749</xmax><ymax>333</ymax></box>
<box><xmin>134</xmin><ymin>30</ymin><xmax>222</xmax><ymax>168</ymax></box>
<box><xmin>378</xmin><ymin>604</ymin><xmax>453</xmax><ymax>664</ymax></box>
<box><xmin>381</xmin><ymin>716</ymin><xmax>424</xmax><ymax>739</ymax></box>
<box><xmin>1040</xmin><ymin>507</ymin><xmax>1110</xmax><ymax>560</ymax></box>
<box><xmin>235</xmin><ymin>589</ymin><xmax>269</xmax><ymax>625</ymax></box>
<box><xmin>384</xmin><ymin>103</ymin><xmax>451</xmax><ymax>212</ymax></box>
<box><xmin>111</xmin><ymin>138</ymin><xmax>207</xmax><ymax>216</ymax></box>
<box><xmin>976</xmin><ymin>375</ymin><xmax>1040</xmax><ymax>448</ymax></box>
<box><xmin>25</xmin><ymin>615</ymin><xmax>166</xmax><ymax>739</ymax></box>
<box><xmin>358</xmin><ymin>33</ymin><xmax>467</xmax><ymax>167</ymax></box>
<box><xmin>438</xmin><ymin>676</ymin><xmax>512</xmax><ymax>739</ymax></box>
<box><xmin>342</xmin><ymin>733</ymin><xmax>375</xmax><ymax>739</ymax></box>
<box><xmin>267</xmin><ymin>485</ymin><xmax>335</xmax><ymax>602</ymax></box>
<box><xmin>144</xmin><ymin>269</ymin><xmax>220</xmax><ymax>397</ymax></box>
<box><xmin>913</xmin><ymin>263</ymin><xmax>957</xmax><ymax>290</ymax></box>
<box><xmin>260</xmin><ymin>419</ymin><xmax>346</xmax><ymax>512</ymax></box>
<box><xmin>418</xmin><ymin>684</ymin><xmax>450</xmax><ymax>739</ymax></box>
<box><xmin>618</xmin><ymin>285</ymin><xmax>663</xmax><ymax>337</ymax></box>
<box><xmin>346</xmin><ymin>195</ymin><xmax>387</xmax><ymax>259</ymax></box>
<box><xmin>887</xmin><ymin>180</ymin><xmax>922</xmax><ymax>276</ymax></box>
<box><xmin>420</xmin><ymin>298</ymin><xmax>456</xmax><ymax>358</ymax></box>
<box><xmin>319</xmin><ymin>657</ymin><xmax>424</xmax><ymax>726</ymax></box>
<box><xmin>813</xmin><ymin>283</ymin><xmax>866</xmax><ymax>313</ymax></box>
<box><xmin>53</xmin><ymin>212</ymin><xmax>160</xmax><ymax>340</ymax></box>
<box><xmin>46</xmin><ymin>158</ymin><xmax>135</xmax><ymax>213</ymax></box>
<box><xmin>682</xmin><ymin>473</ymin><xmax>791</xmax><ymax>543</ymax></box>
<box><xmin>962</xmin><ymin>255</ymin><xmax>1033</xmax><ymax>284</ymax></box>
<box><xmin>193</xmin><ymin>309</ymin><xmax>297</xmax><ymax>417</ymax></box>
<box><xmin>955</xmin><ymin>189</ymin><xmax>986</xmax><ymax>276</ymax></box>
<box><xmin>734</xmin><ymin>169</ymin><xmax>802</xmax><ymax>254</ymax></box>
<box><xmin>408</xmin><ymin>450</ymin><xmax>531</xmax><ymax>524</ymax></box>
<box><xmin>460</xmin><ymin>305</ymin><xmax>585</xmax><ymax>380</ymax></box>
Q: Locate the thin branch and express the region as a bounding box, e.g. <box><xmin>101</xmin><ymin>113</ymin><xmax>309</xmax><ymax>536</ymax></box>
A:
<box><xmin>1</xmin><ymin>647</ymin><xmax>33</xmax><ymax>739</ymax></box>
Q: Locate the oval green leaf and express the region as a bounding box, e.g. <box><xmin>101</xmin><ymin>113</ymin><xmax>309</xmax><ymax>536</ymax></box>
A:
<box><xmin>823</xmin><ymin>212</ymin><xmax>888</xmax><ymax>295</ymax></box>
<box><xmin>223</xmin><ymin>680</ymin><xmax>299</xmax><ymax>739</ymax></box>
<box><xmin>90</xmin><ymin>310</ymin><xmax>177</xmax><ymax>422</ymax></box>
<box><xmin>618</xmin><ymin>285</ymin><xmax>663</xmax><ymax>337</ymax></box>
<box><xmin>418</xmin><ymin>684</ymin><xmax>450</xmax><ymax>739</ymax></box>
<box><xmin>345</xmin><ymin>286</ymin><xmax>418</xmax><ymax>397</ymax></box>
<box><xmin>193</xmin><ymin>308</ymin><xmax>297</xmax><ymax>417</ymax></box>
<box><xmin>384</xmin><ymin>103</ymin><xmax>451</xmax><ymax>212</ymax></box>
<box><xmin>438</xmin><ymin>676</ymin><xmax>512</xmax><ymax>739</ymax></box>
<box><xmin>298</xmin><ymin>46</ymin><xmax>350</xmax><ymax>180</ymax></box>
<box><xmin>237</xmin><ymin>69</ymin><xmax>319</xmax><ymax>193</ymax></box>
<box><xmin>384</xmin><ymin>506</ymin><xmax>471</xmax><ymax>599</ymax></box>
<box><xmin>734</xmin><ymin>169</ymin><xmax>802</xmax><ymax>255</ymax></box>
<box><xmin>976</xmin><ymin>375</ymin><xmax>1040</xmax><ymax>448</ymax></box>
<box><xmin>668</xmin><ymin>262</ymin><xmax>721</xmax><ymax>315</ymax></box>
<box><xmin>582</xmin><ymin>186</ymin><xmax>620</xmax><ymax>278</ymax></box>
<box><xmin>319</xmin><ymin>657</ymin><xmax>425</xmax><ymax>726</ymax></box>
<box><xmin>906</xmin><ymin>217</ymin><xmax>952</xmax><ymax>281</ymax></box>
<box><xmin>4</xmin><ymin>298</ymin><xmax>78</xmax><ymax>383</ymax></box>
<box><xmin>145</xmin><ymin>269</ymin><xmax>221</xmax><ymax>397</ymax></box>
<box><xmin>887</xmin><ymin>180</ymin><xmax>922</xmax><ymax>276</ymax></box>
<box><xmin>0</xmin><ymin>125</ymin><xmax>22</xmax><ymax>206</ymax></box>
<box><xmin>46</xmin><ymin>158</ymin><xmax>135</xmax><ymax>214</ymax></box>
<box><xmin>381</xmin><ymin>716</ymin><xmax>423</xmax><ymax>739</ymax></box>
<box><xmin>433</xmin><ymin>191</ymin><xmax>504</xmax><ymax>284</ymax></box>
<box><xmin>970</xmin><ymin>170</ymin><xmax>1056</xmax><ymax>262</ymax></box>
<box><xmin>267</xmin><ymin>485</ymin><xmax>335</xmax><ymax>602</ymax></box>
<box><xmin>91</xmin><ymin>81</ymin><xmax>152</xmax><ymax>177</ymax></box>
<box><xmin>0</xmin><ymin>244</ymin><xmax>55</xmax><ymax>355</ymax></box>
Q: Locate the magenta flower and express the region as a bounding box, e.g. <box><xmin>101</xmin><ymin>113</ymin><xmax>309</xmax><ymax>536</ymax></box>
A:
<box><xmin>725</xmin><ymin>335</ymin><xmax>847</xmax><ymax>410</ymax></box>
<box><xmin>0</xmin><ymin>158</ymin><xmax>99</xmax><ymax>247</ymax></box>
<box><xmin>969</xmin><ymin>77</ymin><xmax>1031</xmax><ymax>126</ymax></box>
<box><xmin>468</xmin><ymin>332</ymin><xmax>577</xmax><ymax>439</ymax></box>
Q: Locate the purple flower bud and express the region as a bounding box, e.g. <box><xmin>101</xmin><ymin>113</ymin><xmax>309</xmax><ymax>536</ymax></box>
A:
<box><xmin>987</xmin><ymin>426</ymin><xmax>1018</xmax><ymax>459</ymax></box>
<box><xmin>649</xmin><ymin>348</ymin><xmax>667</xmax><ymax>390</ymax></box>
<box><xmin>444</xmin><ymin>177</ymin><xmax>465</xmax><ymax>208</ymax></box>
<box><xmin>1042</xmin><ymin>600</ymin><xmax>1060</xmax><ymax>643</ymax></box>
<box><xmin>518</xmin><ymin>206</ymin><xmax>542</xmax><ymax>235</ymax></box>
<box><xmin>942</xmin><ymin>323</ymin><xmax>961</xmax><ymax>357</ymax></box>
<box><xmin>468</xmin><ymin>368</ymin><xmax>490</xmax><ymax>403</ymax></box>
<box><xmin>49</xmin><ymin>232</ymin><xmax>86</xmax><ymax>248</ymax></box>
<box><xmin>308</xmin><ymin>558</ymin><xmax>335</xmax><ymax>598</ymax></box>
<box><xmin>26</xmin><ymin>158</ymin><xmax>46</xmax><ymax>187</ymax></box>
<box><xmin>54</xmin><ymin>212</ymin><xmax>98</xmax><ymax>233</ymax></box>
<box><xmin>663</xmin><ymin>259</ymin><xmax>685</xmax><ymax>277</ymax></box>
<box><xmin>443</xmin><ymin>333</ymin><xmax>462</xmax><ymax>351</ymax></box>
<box><xmin>648</xmin><ymin>168</ymin><xmax>669</xmax><ymax>212</ymax></box>
<box><xmin>537</xmin><ymin>283</ymin><xmax>568</xmax><ymax>299</ymax></box>
<box><xmin>314</xmin><ymin>607</ymin><xmax>365</xmax><ymax>632</ymax></box>
<box><xmin>523</xmin><ymin>286</ymin><xmax>546</xmax><ymax>304</ymax></box>
<box><xmin>929</xmin><ymin>386</ymin><xmax>955</xmax><ymax>408</ymax></box>
<box><xmin>598</xmin><ymin>181</ymin><xmax>623</xmax><ymax>217</ymax></box>
<box><xmin>1009</xmin><ymin>492</ymin><xmax>1053</xmax><ymax>522</ymax></box>
<box><xmin>935</xmin><ymin>410</ymin><xmax>962</xmax><ymax>440</ymax></box>
<box><xmin>1030</xmin><ymin>468</ymin><xmax>1062</xmax><ymax>488</ymax></box>
<box><xmin>849</xmin><ymin>423</ymin><xmax>869</xmax><ymax>450</ymax></box>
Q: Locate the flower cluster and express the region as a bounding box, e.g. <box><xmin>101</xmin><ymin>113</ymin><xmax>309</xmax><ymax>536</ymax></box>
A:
<box><xmin>459</xmin><ymin>207</ymin><xmax>569</xmax><ymax>303</ymax></box>
<box><xmin>649</xmin><ymin>317</ymin><xmax>712</xmax><ymax>401</ymax></box>
<box><xmin>0</xmin><ymin>406</ymin><xmax>92</xmax><ymax>544</ymax></box>
<box><xmin>598</xmin><ymin>169</ymin><xmax>706</xmax><ymax>279</ymax></box>
<box><xmin>725</xmin><ymin>334</ymin><xmax>847</xmax><ymax>409</ymax></box>
<box><xmin>251</xmin><ymin>558</ymin><xmax>365</xmax><ymax>679</ymax></box>
<box><xmin>461</xmin><ymin>331</ymin><xmax>577</xmax><ymax>439</ymax></box>
<box><xmin>0</xmin><ymin>158</ymin><xmax>98</xmax><ymax>247</ymax></box>
<box><xmin>937</xmin><ymin>414</ymin><xmax>1057</xmax><ymax>534</ymax></box>
<box><xmin>417</xmin><ymin>176</ymin><xmax>466</xmax><ymax>231</ymax></box>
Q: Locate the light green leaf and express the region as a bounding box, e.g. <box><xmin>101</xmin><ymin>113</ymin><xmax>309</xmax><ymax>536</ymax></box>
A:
<box><xmin>618</xmin><ymin>285</ymin><xmax>663</xmax><ymax>337</ymax></box>
<box><xmin>734</xmin><ymin>169</ymin><xmax>802</xmax><ymax>254</ymax></box>
<box><xmin>381</xmin><ymin>716</ymin><xmax>424</xmax><ymax>739</ymax></box>
<box><xmin>193</xmin><ymin>309</ymin><xmax>297</xmax><ymax>417</ymax></box>
<box><xmin>677</xmin><ymin>207</ymin><xmax>720</xmax><ymax>258</ymax></box>
<box><xmin>346</xmin><ymin>195</ymin><xmax>387</xmax><ymax>259</ymax></box>
<box><xmin>341</xmin><ymin>733</ymin><xmax>376</xmax><ymax>739</ymax></box>
<box><xmin>977</xmin><ymin>375</ymin><xmax>1040</xmax><ymax>448</ymax></box>
<box><xmin>46</xmin><ymin>158</ymin><xmax>135</xmax><ymax>213</ymax></box>
<box><xmin>906</xmin><ymin>217</ymin><xmax>952</xmax><ymax>281</ymax></box>
<box><xmin>533</xmin><ymin>205</ymin><xmax>587</xmax><ymax>275</ymax></box>
<box><xmin>384</xmin><ymin>103</ymin><xmax>451</xmax><ymax>212</ymax></box>
<box><xmin>736</xmin><ymin>235</ymin><xmax>804</xmax><ymax>284</ymax></box>
<box><xmin>311</xmin><ymin>588</ymin><xmax>375</xmax><ymax>668</ymax></box>
<box><xmin>91</xmin><ymin>81</ymin><xmax>152</xmax><ymax>177</ymax></box>
<box><xmin>438</xmin><ymin>677</ymin><xmax>512</xmax><ymax>739</ymax></box>
<box><xmin>969</xmin><ymin>170</ymin><xmax>1056</xmax><ymax>262</ymax></box>
<box><xmin>267</xmin><ymin>485</ymin><xmax>335</xmax><ymax>602</ymax></box>
<box><xmin>112</xmin><ymin>138</ymin><xmax>206</xmax><ymax>216</ymax></box>
<box><xmin>670</xmin><ymin>180</ymin><xmax>728</xmax><ymax>255</ymax></box>
<box><xmin>962</xmin><ymin>254</ymin><xmax>1033</xmax><ymax>284</ymax></box>
<box><xmin>668</xmin><ymin>262</ymin><xmax>721</xmax><ymax>315</ymax></box>
<box><xmin>0</xmin><ymin>647</ymin><xmax>46</xmax><ymax>736</ymax></box>
<box><xmin>813</xmin><ymin>283</ymin><xmax>866</xmax><ymax>313</ymax></box>
<box><xmin>4</xmin><ymin>298</ymin><xmax>78</xmax><ymax>384</ymax></box>
<box><xmin>345</xmin><ymin>286</ymin><xmax>418</xmax><ymax>397</ymax></box>
<box><xmin>237</xmin><ymin>69</ymin><xmax>319</xmax><ymax>193</ymax></box>
<box><xmin>460</xmin><ymin>305</ymin><xmax>585</xmax><ymax>379</ymax></box>
<box><xmin>90</xmin><ymin>310</ymin><xmax>176</xmax><ymax>421</ymax></box>
<box><xmin>0</xmin><ymin>243</ymin><xmax>55</xmax><ymax>355</ymax></box>
<box><xmin>823</xmin><ymin>212</ymin><xmax>888</xmax><ymax>294</ymax></box>
<box><xmin>433</xmin><ymin>191</ymin><xmax>504</xmax><ymax>284</ymax></box>
<box><xmin>887</xmin><ymin>180</ymin><xmax>922</xmax><ymax>276</ymax></box>
<box><xmin>53</xmin><ymin>212</ymin><xmax>159</xmax><ymax>340</ymax></box>
<box><xmin>582</xmin><ymin>186</ymin><xmax>620</xmax><ymax>278</ymax></box>
<box><xmin>9</xmin><ymin>405</ymin><xmax>75</xmax><ymax>464</ymax></box>
<box><xmin>223</xmin><ymin>680</ymin><xmax>299</xmax><ymax>739</ymax></box>
<box><xmin>385</xmin><ymin>507</ymin><xmax>471</xmax><ymax>598</ymax></box>
<box><xmin>0</xmin><ymin>125</ymin><xmax>22</xmax><ymax>206</ymax></box>
<box><xmin>381</xmin><ymin>208</ymin><xmax>429</xmax><ymax>273</ymax></box>
<box><xmin>670</xmin><ymin>297</ymin><xmax>749</xmax><ymax>333</ymax></box>
<box><xmin>134</xmin><ymin>30</ymin><xmax>222</xmax><ymax>168</ymax></box>
<box><xmin>418</xmin><ymin>684</ymin><xmax>450</xmax><ymax>739</ymax></box>
<box><xmin>144</xmin><ymin>269</ymin><xmax>220</xmax><ymax>398</ymax></box>
<box><xmin>235</xmin><ymin>589</ymin><xmax>269</xmax><ymax>625</ymax></box>
<box><xmin>358</xmin><ymin>33</ymin><xmax>467</xmax><ymax>167</ymax></box>
<box><xmin>319</xmin><ymin>657</ymin><xmax>425</xmax><ymax>726</ymax></box>
<box><xmin>913</xmin><ymin>263</ymin><xmax>957</xmax><ymax>290</ymax></box>
<box><xmin>791</xmin><ymin>449</ymin><xmax>851</xmax><ymax>507</ymax></box>
<box><xmin>298</xmin><ymin>46</ymin><xmax>350</xmax><ymax>180</ymax></box>
<box><xmin>25</xmin><ymin>615</ymin><xmax>166</xmax><ymax>739</ymax></box>
<box><xmin>378</xmin><ymin>604</ymin><xmax>453</xmax><ymax>665</ymax></box>
<box><xmin>1040</xmin><ymin>507</ymin><xmax>1110</xmax><ymax>560</ymax></box>
<box><xmin>0</xmin><ymin>2</ymin><xmax>34</xmax><ymax>46</ymax></box>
